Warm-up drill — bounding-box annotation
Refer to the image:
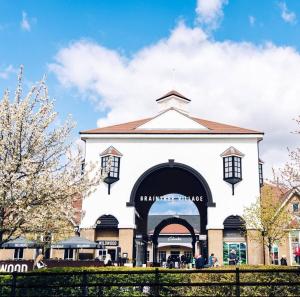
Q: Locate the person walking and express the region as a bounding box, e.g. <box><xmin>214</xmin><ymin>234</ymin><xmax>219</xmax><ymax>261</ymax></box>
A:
<box><xmin>195</xmin><ymin>254</ymin><xmax>205</xmax><ymax>269</ymax></box>
<box><xmin>208</xmin><ymin>253</ymin><xmax>216</xmax><ymax>267</ymax></box>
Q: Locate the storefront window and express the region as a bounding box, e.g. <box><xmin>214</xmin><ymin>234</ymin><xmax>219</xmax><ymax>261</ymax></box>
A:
<box><xmin>290</xmin><ymin>230</ymin><xmax>300</xmax><ymax>265</ymax></box>
<box><xmin>223</xmin><ymin>242</ymin><xmax>247</xmax><ymax>265</ymax></box>
<box><xmin>271</xmin><ymin>244</ymin><xmax>279</xmax><ymax>265</ymax></box>
<box><xmin>158</xmin><ymin>251</ymin><xmax>166</xmax><ymax>262</ymax></box>
<box><xmin>14</xmin><ymin>248</ymin><xmax>24</xmax><ymax>259</ymax></box>
<box><xmin>64</xmin><ymin>248</ymin><xmax>74</xmax><ymax>260</ymax></box>
<box><xmin>184</xmin><ymin>251</ymin><xmax>192</xmax><ymax>259</ymax></box>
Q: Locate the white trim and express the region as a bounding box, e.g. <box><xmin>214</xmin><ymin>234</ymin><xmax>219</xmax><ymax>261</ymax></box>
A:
<box><xmin>81</xmin><ymin>133</ymin><xmax>263</xmax><ymax>140</ymax></box>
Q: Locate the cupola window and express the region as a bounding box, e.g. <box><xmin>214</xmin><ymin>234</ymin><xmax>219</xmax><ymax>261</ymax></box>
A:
<box><xmin>221</xmin><ymin>147</ymin><xmax>244</xmax><ymax>195</ymax></box>
<box><xmin>100</xmin><ymin>146</ymin><xmax>123</xmax><ymax>194</ymax></box>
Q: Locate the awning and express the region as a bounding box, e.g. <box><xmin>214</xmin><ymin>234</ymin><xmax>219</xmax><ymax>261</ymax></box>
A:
<box><xmin>1</xmin><ymin>237</ymin><xmax>40</xmax><ymax>248</ymax></box>
<box><xmin>51</xmin><ymin>236</ymin><xmax>98</xmax><ymax>249</ymax></box>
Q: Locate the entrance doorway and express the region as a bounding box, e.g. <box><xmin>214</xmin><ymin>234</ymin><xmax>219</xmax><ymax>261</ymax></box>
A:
<box><xmin>127</xmin><ymin>161</ymin><xmax>215</xmax><ymax>266</ymax></box>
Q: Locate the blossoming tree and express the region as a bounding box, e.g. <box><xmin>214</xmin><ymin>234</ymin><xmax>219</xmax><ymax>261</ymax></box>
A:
<box><xmin>0</xmin><ymin>68</ymin><xmax>103</xmax><ymax>249</ymax></box>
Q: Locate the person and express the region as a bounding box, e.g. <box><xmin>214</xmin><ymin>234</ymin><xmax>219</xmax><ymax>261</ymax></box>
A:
<box><xmin>280</xmin><ymin>255</ymin><xmax>288</xmax><ymax>266</ymax></box>
<box><xmin>229</xmin><ymin>249</ymin><xmax>237</xmax><ymax>265</ymax></box>
<box><xmin>195</xmin><ymin>254</ymin><xmax>205</xmax><ymax>269</ymax></box>
<box><xmin>34</xmin><ymin>253</ymin><xmax>47</xmax><ymax>269</ymax></box>
<box><xmin>208</xmin><ymin>253</ymin><xmax>215</xmax><ymax>267</ymax></box>
<box><xmin>180</xmin><ymin>254</ymin><xmax>186</xmax><ymax>269</ymax></box>
<box><xmin>295</xmin><ymin>246</ymin><xmax>300</xmax><ymax>264</ymax></box>
<box><xmin>104</xmin><ymin>253</ymin><xmax>112</xmax><ymax>266</ymax></box>
<box><xmin>192</xmin><ymin>256</ymin><xmax>196</xmax><ymax>268</ymax></box>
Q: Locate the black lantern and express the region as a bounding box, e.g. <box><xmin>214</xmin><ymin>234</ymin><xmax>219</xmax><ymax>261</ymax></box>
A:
<box><xmin>100</xmin><ymin>146</ymin><xmax>122</xmax><ymax>194</ymax></box>
<box><xmin>221</xmin><ymin>147</ymin><xmax>244</xmax><ymax>195</ymax></box>
<box><xmin>259</xmin><ymin>158</ymin><xmax>264</xmax><ymax>187</ymax></box>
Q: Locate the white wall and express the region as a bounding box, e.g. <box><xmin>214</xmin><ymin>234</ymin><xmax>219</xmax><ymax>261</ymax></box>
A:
<box><xmin>80</xmin><ymin>136</ymin><xmax>261</xmax><ymax>231</ymax></box>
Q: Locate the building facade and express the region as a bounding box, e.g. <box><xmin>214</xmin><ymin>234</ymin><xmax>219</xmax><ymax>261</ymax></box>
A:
<box><xmin>79</xmin><ymin>90</ymin><xmax>265</xmax><ymax>265</ymax></box>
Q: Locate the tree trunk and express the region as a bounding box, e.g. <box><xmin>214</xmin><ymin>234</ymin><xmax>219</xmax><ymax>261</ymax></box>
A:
<box><xmin>268</xmin><ymin>240</ymin><xmax>273</xmax><ymax>265</ymax></box>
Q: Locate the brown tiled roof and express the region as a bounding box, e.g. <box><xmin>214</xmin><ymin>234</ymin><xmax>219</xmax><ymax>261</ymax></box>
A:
<box><xmin>160</xmin><ymin>224</ymin><xmax>190</xmax><ymax>234</ymax></box>
<box><xmin>221</xmin><ymin>146</ymin><xmax>245</xmax><ymax>157</ymax></box>
<box><xmin>100</xmin><ymin>146</ymin><xmax>123</xmax><ymax>157</ymax></box>
<box><xmin>156</xmin><ymin>90</ymin><xmax>191</xmax><ymax>102</ymax></box>
<box><xmin>80</xmin><ymin>113</ymin><xmax>263</xmax><ymax>135</ymax></box>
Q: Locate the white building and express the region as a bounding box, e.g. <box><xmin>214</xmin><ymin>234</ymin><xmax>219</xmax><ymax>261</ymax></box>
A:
<box><xmin>79</xmin><ymin>90</ymin><xmax>264</xmax><ymax>266</ymax></box>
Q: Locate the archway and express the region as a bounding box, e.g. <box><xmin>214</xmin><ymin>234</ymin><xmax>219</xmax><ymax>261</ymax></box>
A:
<box><xmin>223</xmin><ymin>215</ymin><xmax>247</xmax><ymax>265</ymax></box>
<box><xmin>152</xmin><ymin>217</ymin><xmax>197</xmax><ymax>263</ymax></box>
<box><xmin>127</xmin><ymin>160</ymin><xmax>215</xmax><ymax>265</ymax></box>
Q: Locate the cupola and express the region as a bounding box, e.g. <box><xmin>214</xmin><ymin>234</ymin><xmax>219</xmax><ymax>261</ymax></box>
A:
<box><xmin>156</xmin><ymin>90</ymin><xmax>191</xmax><ymax>113</ymax></box>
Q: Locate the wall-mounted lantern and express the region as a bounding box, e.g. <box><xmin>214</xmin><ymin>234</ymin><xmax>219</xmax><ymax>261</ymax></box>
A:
<box><xmin>100</xmin><ymin>146</ymin><xmax>123</xmax><ymax>194</ymax></box>
<box><xmin>221</xmin><ymin>146</ymin><xmax>245</xmax><ymax>195</ymax></box>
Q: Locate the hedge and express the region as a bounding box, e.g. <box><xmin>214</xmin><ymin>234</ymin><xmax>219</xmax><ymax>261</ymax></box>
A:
<box><xmin>1</xmin><ymin>265</ymin><xmax>300</xmax><ymax>296</ymax></box>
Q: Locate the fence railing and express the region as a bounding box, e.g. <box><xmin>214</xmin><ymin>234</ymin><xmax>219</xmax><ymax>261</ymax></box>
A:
<box><xmin>1</xmin><ymin>267</ymin><xmax>300</xmax><ymax>297</ymax></box>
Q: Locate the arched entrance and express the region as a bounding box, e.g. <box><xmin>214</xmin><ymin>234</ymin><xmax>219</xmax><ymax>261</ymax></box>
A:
<box><xmin>152</xmin><ymin>217</ymin><xmax>197</xmax><ymax>263</ymax></box>
<box><xmin>127</xmin><ymin>160</ymin><xmax>215</xmax><ymax>266</ymax></box>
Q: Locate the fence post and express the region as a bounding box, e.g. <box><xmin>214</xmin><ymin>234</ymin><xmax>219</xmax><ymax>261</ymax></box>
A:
<box><xmin>10</xmin><ymin>272</ymin><xmax>17</xmax><ymax>297</ymax></box>
<box><xmin>82</xmin><ymin>271</ymin><xmax>88</xmax><ymax>297</ymax></box>
<box><xmin>154</xmin><ymin>268</ymin><xmax>160</xmax><ymax>297</ymax></box>
<box><xmin>235</xmin><ymin>267</ymin><xmax>240</xmax><ymax>297</ymax></box>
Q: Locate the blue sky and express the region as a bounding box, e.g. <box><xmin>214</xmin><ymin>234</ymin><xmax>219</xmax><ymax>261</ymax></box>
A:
<box><xmin>1</xmin><ymin>1</ymin><xmax>300</xmax><ymax>214</ymax></box>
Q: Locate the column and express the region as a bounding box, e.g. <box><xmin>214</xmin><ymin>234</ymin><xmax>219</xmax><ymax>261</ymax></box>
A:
<box><xmin>208</xmin><ymin>229</ymin><xmax>223</xmax><ymax>265</ymax></box>
<box><xmin>247</xmin><ymin>229</ymin><xmax>264</xmax><ymax>264</ymax></box>
<box><xmin>119</xmin><ymin>228</ymin><xmax>134</xmax><ymax>261</ymax></box>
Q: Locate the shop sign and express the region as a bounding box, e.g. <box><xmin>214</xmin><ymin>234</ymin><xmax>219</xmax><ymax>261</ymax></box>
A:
<box><xmin>168</xmin><ymin>236</ymin><xmax>181</xmax><ymax>241</ymax></box>
<box><xmin>139</xmin><ymin>195</ymin><xmax>204</xmax><ymax>202</ymax></box>
<box><xmin>0</xmin><ymin>260</ymin><xmax>33</xmax><ymax>272</ymax></box>
<box><xmin>97</xmin><ymin>240</ymin><xmax>119</xmax><ymax>246</ymax></box>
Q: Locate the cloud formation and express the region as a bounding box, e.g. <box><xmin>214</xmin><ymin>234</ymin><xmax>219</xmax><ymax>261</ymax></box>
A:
<box><xmin>50</xmin><ymin>18</ymin><xmax>300</xmax><ymax>179</ymax></box>
<box><xmin>0</xmin><ymin>65</ymin><xmax>17</xmax><ymax>79</ymax></box>
<box><xmin>249</xmin><ymin>15</ymin><xmax>256</xmax><ymax>26</ymax></box>
<box><xmin>278</xmin><ymin>2</ymin><xmax>297</xmax><ymax>24</ymax></box>
<box><xmin>195</xmin><ymin>0</ymin><xmax>228</xmax><ymax>30</ymax></box>
<box><xmin>21</xmin><ymin>11</ymin><xmax>31</xmax><ymax>31</ymax></box>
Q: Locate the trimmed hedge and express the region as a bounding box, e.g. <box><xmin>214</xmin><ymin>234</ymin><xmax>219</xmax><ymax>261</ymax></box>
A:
<box><xmin>0</xmin><ymin>265</ymin><xmax>300</xmax><ymax>296</ymax></box>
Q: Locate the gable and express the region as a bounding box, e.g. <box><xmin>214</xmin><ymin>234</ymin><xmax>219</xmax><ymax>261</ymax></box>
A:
<box><xmin>136</xmin><ymin>109</ymin><xmax>208</xmax><ymax>130</ymax></box>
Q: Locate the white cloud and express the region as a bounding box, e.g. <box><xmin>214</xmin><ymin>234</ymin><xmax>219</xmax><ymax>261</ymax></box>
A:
<box><xmin>195</xmin><ymin>0</ymin><xmax>228</xmax><ymax>30</ymax></box>
<box><xmin>50</xmin><ymin>22</ymin><xmax>300</xmax><ymax>179</ymax></box>
<box><xmin>21</xmin><ymin>11</ymin><xmax>31</xmax><ymax>31</ymax></box>
<box><xmin>278</xmin><ymin>2</ymin><xmax>297</xmax><ymax>24</ymax></box>
<box><xmin>0</xmin><ymin>65</ymin><xmax>17</xmax><ymax>79</ymax></box>
<box><xmin>249</xmin><ymin>15</ymin><xmax>256</xmax><ymax>26</ymax></box>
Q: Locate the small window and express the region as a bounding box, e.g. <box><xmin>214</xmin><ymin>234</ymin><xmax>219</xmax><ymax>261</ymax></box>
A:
<box><xmin>64</xmin><ymin>248</ymin><xmax>74</xmax><ymax>260</ymax></box>
<box><xmin>293</xmin><ymin>203</ymin><xmax>299</xmax><ymax>213</ymax></box>
<box><xmin>223</xmin><ymin>156</ymin><xmax>242</xmax><ymax>180</ymax></box>
<box><xmin>101</xmin><ymin>156</ymin><xmax>120</xmax><ymax>179</ymax></box>
<box><xmin>147</xmin><ymin>250</ymin><xmax>150</xmax><ymax>262</ymax></box>
<box><xmin>14</xmin><ymin>248</ymin><xmax>24</xmax><ymax>259</ymax></box>
<box><xmin>259</xmin><ymin>163</ymin><xmax>263</xmax><ymax>187</ymax></box>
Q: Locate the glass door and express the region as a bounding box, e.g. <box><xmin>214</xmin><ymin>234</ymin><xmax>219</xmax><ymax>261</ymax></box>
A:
<box><xmin>223</xmin><ymin>242</ymin><xmax>247</xmax><ymax>265</ymax></box>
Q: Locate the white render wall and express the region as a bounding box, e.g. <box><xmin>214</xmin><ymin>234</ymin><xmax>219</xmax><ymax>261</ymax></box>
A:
<box><xmin>80</xmin><ymin>135</ymin><xmax>261</xmax><ymax>231</ymax></box>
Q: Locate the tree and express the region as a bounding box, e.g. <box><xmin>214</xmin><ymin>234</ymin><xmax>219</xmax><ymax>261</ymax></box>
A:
<box><xmin>277</xmin><ymin>115</ymin><xmax>300</xmax><ymax>190</ymax></box>
<box><xmin>0</xmin><ymin>67</ymin><xmax>103</xmax><ymax>248</ymax></box>
<box><xmin>243</xmin><ymin>184</ymin><xmax>292</xmax><ymax>265</ymax></box>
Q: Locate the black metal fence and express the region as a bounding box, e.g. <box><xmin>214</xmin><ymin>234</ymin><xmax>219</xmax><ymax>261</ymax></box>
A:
<box><xmin>1</xmin><ymin>267</ymin><xmax>300</xmax><ymax>297</ymax></box>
